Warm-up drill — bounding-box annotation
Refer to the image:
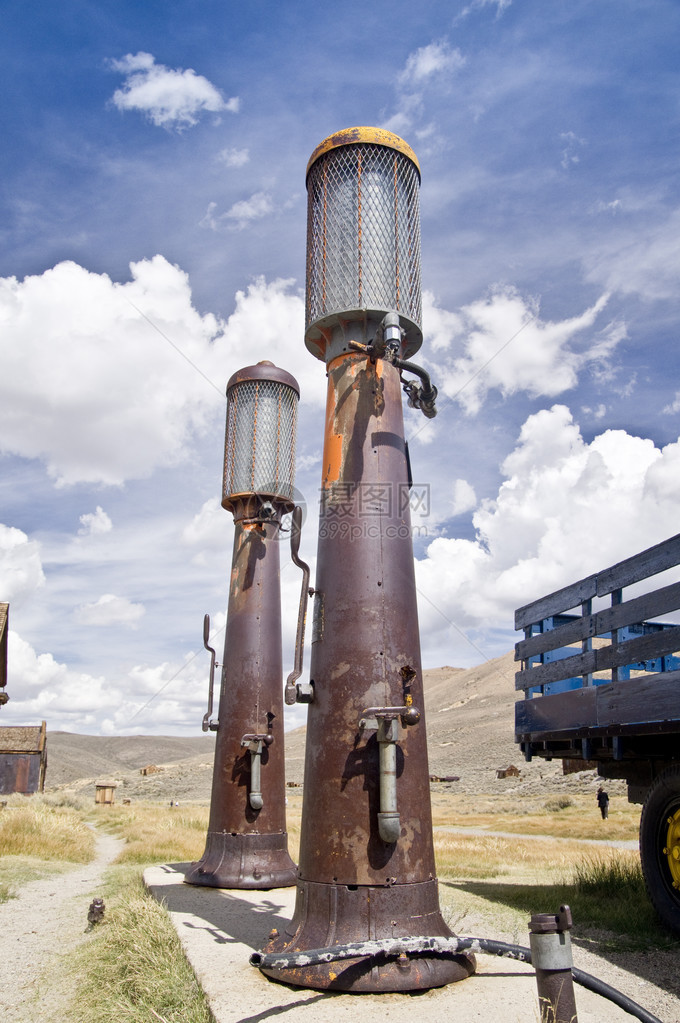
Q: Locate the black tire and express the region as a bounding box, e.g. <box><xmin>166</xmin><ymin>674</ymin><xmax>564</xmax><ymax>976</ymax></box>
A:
<box><xmin>639</xmin><ymin>765</ymin><xmax>680</xmax><ymax>935</ymax></box>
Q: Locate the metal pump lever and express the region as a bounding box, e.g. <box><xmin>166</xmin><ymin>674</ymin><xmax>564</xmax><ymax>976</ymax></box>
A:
<box><xmin>359</xmin><ymin>704</ymin><xmax>421</xmax><ymax>844</ymax></box>
<box><xmin>285</xmin><ymin>505</ymin><xmax>315</xmax><ymax>705</ymax></box>
<box><xmin>240</xmin><ymin>732</ymin><xmax>274</xmax><ymax>810</ymax></box>
<box><xmin>202</xmin><ymin>613</ymin><xmax>219</xmax><ymax>732</ymax></box>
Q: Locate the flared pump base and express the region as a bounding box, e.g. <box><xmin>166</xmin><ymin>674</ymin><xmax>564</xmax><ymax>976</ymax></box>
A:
<box><xmin>184</xmin><ymin>830</ymin><xmax>297</xmax><ymax>890</ymax></box>
<box><xmin>259</xmin><ymin>878</ymin><xmax>475</xmax><ymax>992</ymax></box>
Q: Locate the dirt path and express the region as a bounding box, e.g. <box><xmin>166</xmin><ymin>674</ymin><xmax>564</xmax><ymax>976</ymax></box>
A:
<box><xmin>0</xmin><ymin>827</ymin><xmax>124</xmax><ymax>1023</ymax></box>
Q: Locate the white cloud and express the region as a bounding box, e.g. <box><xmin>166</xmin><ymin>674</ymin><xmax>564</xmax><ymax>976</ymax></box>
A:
<box><xmin>218</xmin><ymin>146</ymin><xmax>250</xmax><ymax>167</ymax></box>
<box><xmin>78</xmin><ymin>506</ymin><xmax>113</xmax><ymax>536</ymax></box>
<box><xmin>581</xmin><ymin>403</ymin><xmax>607</xmax><ymax>420</ymax></box>
<box><xmin>4</xmin><ymin>630</ymin><xmax>207</xmax><ymax>734</ymax></box>
<box><xmin>110</xmin><ymin>52</ymin><xmax>238</xmax><ymax>129</ymax></box>
<box><xmin>218</xmin><ymin>276</ymin><xmax>325</xmax><ymax>409</ymax></box>
<box><xmin>423</xmin><ymin>290</ymin><xmax>464</xmax><ymax>352</ymax></box>
<box><xmin>416</xmin><ymin>406</ymin><xmax>680</xmax><ymax>651</ymax></box>
<box><xmin>182</xmin><ymin>497</ymin><xmax>231</xmax><ymax>565</ymax></box>
<box><xmin>433</xmin><ymin>286</ymin><xmax>623</xmax><ymax>414</ymax></box>
<box><xmin>594</xmin><ymin>199</ymin><xmax>622</xmax><ymax>214</ymax></box>
<box><xmin>398</xmin><ymin>40</ymin><xmax>466</xmax><ymax>87</ymax></box>
<box><xmin>451</xmin><ymin>479</ymin><xmax>477</xmax><ymax>516</ymax></box>
<box><xmin>584</xmin><ymin>206</ymin><xmax>680</xmax><ymax>301</ymax></box>
<box><xmin>663</xmin><ymin>392</ymin><xmax>680</xmax><ymax>415</ymax></box>
<box><xmin>199</xmin><ymin>201</ymin><xmax>219</xmax><ymax>230</ymax></box>
<box><xmin>559</xmin><ymin>130</ymin><xmax>586</xmax><ymax>169</ymax></box>
<box><xmin>384</xmin><ymin>39</ymin><xmax>465</xmax><ymax>143</ymax></box>
<box><xmin>75</xmin><ymin>593</ymin><xmax>146</xmax><ymax>628</ymax></box>
<box><xmin>224</xmin><ymin>191</ymin><xmax>274</xmax><ymax>229</ymax></box>
<box><xmin>0</xmin><ymin>525</ymin><xmax>45</xmax><ymax>605</ymax></box>
<box><xmin>200</xmin><ymin>192</ymin><xmax>276</xmax><ymax>231</ymax></box>
<box><xmin>0</xmin><ymin>256</ymin><xmax>223</xmax><ymax>486</ymax></box>
<box><xmin>456</xmin><ymin>0</ymin><xmax>512</xmax><ymax>20</ymax></box>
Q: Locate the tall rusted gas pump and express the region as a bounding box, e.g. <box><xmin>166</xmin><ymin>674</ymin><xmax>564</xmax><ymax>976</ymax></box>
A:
<box><xmin>260</xmin><ymin>128</ymin><xmax>475</xmax><ymax>990</ymax></box>
<box><xmin>185</xmin><ymin>361</ymin><xmax>298</xmax><ymax>890</ymax></box>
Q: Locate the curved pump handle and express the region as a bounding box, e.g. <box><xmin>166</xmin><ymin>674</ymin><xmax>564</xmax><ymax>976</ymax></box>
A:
<box><xmin>285</xmin><ymin>506</ymin><xmax>313</xmax><ymax>705</ymax></box>
<box><xmin>202</xmin><ymin>613</ymin><xmax>219</xmax><ymax>732</ymax></box>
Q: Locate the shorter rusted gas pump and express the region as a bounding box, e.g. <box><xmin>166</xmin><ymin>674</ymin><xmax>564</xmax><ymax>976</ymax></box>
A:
<box><xmin>184</xmin><ymin>361</ymin><xmax>299</xmax><ymax>890</ymax></box>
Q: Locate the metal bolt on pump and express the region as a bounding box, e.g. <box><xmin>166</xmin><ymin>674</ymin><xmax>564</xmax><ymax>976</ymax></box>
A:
<box><xmin>184</xmin><ymin>361</ymin><xmax>299</xmax><ymax>890</ymax></box>
<box><xmin>258</xmin><ymin>127</ymin><xmax>474</xmax><ymax>991</ymax></box>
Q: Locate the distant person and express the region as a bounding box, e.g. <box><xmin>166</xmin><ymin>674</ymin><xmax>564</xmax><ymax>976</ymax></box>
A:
<box><xmin>597</xmin><ymin>787</ymin><xmax>609</xmax><ymax>819</ymax></box>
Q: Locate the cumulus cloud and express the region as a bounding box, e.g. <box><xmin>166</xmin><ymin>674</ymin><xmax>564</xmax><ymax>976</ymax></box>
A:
<box><xmin>218</xmin><ymin>276</ymin><xmax>325</xmax><ymax>408</ymax></box>
<box><xmin>430</xmin><ymin>286</ymin><xmax>623</xmax><ymax>413</ymax></box>
<box><xmin>75</xmin><ymin>593</ymin><xmax>146</xmax><ymax>628</ymax></box>
<box><xmin>0</xmin><ymin>256</ymin><xmax>224</xmax><ymax>485</ymax></box>
<box><xmin>451</xmin><ymin>479</ymin><xmax>477</xmax><ymax>516</ymax></box>
<box><xmin>0</xmin><ymin>524</ymin><xmax>45</xmax><ymax>605</ymax></box>
<box><xmin>4</xmin><ymin>630</ymin><xmax>207</xmax><ymax>734</ymax></box>
<box><xmin>78</xmin><ymin>506</ymin><xmax>113</xmax><ymax>536</ymax></box>
<box><xmin>0</xmin><ymin>261</ymin><xmax>317</xmax><ymax>489</ymax></box>
<box><xmin>416</xmin><ymin>406</ymin><xmax>680</xmax><ymax>653</ymax></box>
<box><xmin>182</xmin><ymin>497</ymin><xmax>231</xmax><ymax>565</ymax></box>
<box><xmin>110</xmin><ymin>52</ymin><xmax>238</xmax><ymax>129</ymax></box>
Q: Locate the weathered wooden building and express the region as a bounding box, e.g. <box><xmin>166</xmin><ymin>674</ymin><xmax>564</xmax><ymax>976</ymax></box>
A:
<box><xmin>94</xmin><ymin>780</ymin><xmax>118</xmax><ymax>805</ymax></box>
<box><xmin>0</xmin><ymin>721</ymin><xmax>47</xmax><ymax>795</ymax></box>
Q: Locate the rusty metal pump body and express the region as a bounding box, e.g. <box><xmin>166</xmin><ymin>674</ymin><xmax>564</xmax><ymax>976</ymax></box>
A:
<box><xmin>184</xmin><ymin>362</ymin><xmax>299</xmax><ymax>890</ymax></box>
<box><xmin>261</xmin><ymin>129</ymin><xmax>474</xmax><ymax>990</ymax></box>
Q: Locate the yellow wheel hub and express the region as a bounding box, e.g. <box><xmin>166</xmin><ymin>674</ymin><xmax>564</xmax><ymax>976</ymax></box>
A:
<box><xmin>663</xmin><ymin>808</ymin><xmax>680</xmax><ymax>889</ymax></box>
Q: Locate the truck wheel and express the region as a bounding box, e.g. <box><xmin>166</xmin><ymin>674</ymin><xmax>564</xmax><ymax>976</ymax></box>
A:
<box><xmin>640</xmin><ymin>765</ymin><xmax>680</xmax><ymax>935</ymax></box>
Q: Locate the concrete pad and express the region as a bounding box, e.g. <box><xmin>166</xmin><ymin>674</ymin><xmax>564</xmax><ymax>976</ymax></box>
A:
<box><xmin>144</xmin><ymin>863</ymin><xmax>636</xmax><ymax>1022</ymax></box>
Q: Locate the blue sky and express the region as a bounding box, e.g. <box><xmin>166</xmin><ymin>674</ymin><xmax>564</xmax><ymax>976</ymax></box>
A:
<box><xmin>2</xmin><ymin>0</ymin><xmax>679</xmax><ymax>734</ymax></box>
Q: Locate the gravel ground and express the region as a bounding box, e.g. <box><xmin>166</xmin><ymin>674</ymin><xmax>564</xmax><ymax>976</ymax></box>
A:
<box><xmin>0</xmin><ymin>827</ymin><xmax>124</xmax><ymax>1023</ymax></box>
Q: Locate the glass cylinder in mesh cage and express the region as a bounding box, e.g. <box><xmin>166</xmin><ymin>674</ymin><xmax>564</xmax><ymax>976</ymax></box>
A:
<box><xmin>222</xmin><ymin>361</ymin><xmax>300</xmax><ymax>512</ymax></box>
<box><xmin>305</xmin><ymin>127</ymin><xmax>422</xmax><ymax>357</ymax></box>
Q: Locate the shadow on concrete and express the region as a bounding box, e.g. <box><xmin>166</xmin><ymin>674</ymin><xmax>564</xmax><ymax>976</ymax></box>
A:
<box><xmin>148</xmin><ymin>862</ymin><xmax>294</xmax><ymax>952</ymax></box>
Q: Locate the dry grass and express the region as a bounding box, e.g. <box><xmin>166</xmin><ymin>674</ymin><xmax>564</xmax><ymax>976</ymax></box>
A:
<box><xmin>65</xmin><ymin>866</ymin><xmax>213</xmax><ymax>1023</ymax></box>
<box><xmin>434</xmin><ymin>829</ymin><xmax>586</xmax><ymax>882</ymax></box>
<box><xmin>0</xmin><ymin>794</ymin><xmax>97</xmax><ymax>901</ymax></box>
<box><xmin>93</xmin><ymin>801</ymin><xmax>210</xmax><ymax>865</ymax></box>
<box><xmin>430</xmin><ymin>790</ymin><xmax>639</xmax><ymax>842</ymax></box>
<box><xmin>0</xmin><ymin>794</ymin><xmax>96</xmax><ymax>862</ymax></box>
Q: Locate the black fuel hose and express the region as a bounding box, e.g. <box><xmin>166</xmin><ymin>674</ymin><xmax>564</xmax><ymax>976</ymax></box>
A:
<box><xmin>250</xmin><ymin>935</ymin><xmax>663</xmax><ymax>1023</ymax></box>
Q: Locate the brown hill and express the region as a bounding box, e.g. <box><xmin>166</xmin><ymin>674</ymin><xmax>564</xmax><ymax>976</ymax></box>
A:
<box><xmin>44</xmin><ymin>652</ymin><xmax>608</xmax><ymax>801</ymax></box>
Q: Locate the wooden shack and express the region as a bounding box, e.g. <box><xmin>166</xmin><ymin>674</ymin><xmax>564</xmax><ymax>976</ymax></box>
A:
<box><xmin>95</xmin><ymin>780</ymin><xmax>118</xmax><ymax>805</ymax></box>
<box><xmin>0</xmin><ymin>603</ymin><xmax>8</xmax><ymax>707</ymax></box>
<box><xmin>0</xmin><ymin>721</ymin><xmax>47</xmax><ymax>794</ymax></box>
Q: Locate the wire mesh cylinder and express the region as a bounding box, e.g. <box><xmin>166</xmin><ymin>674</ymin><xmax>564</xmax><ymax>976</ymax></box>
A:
<box><xmin>222</xmin><ymin>361</ymin><xmax>299</xmax><ymax>512</ymax></box>
<box><xmin>305</xmin><ymin>127</ymin><xmax>422</xmax><ymax>359</ymax></box>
